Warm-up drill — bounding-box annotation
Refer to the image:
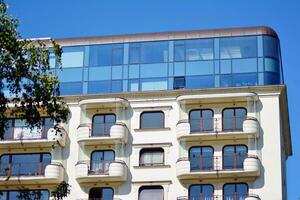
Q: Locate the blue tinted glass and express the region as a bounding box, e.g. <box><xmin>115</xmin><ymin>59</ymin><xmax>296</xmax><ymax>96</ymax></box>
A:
<box><xmin>186</xmin><ymin>61</ymin><xmax>214</xmax><ymax>76</ymax></box>
<box><xmin>61</xmin><ymin>46</ymin><xmax>84</xmax><ymax>68</ymax></box>
<box><xmin>186</xmin><ymin>39</ymin><xmax>214</xmax><ymax>60</ymax></box>
<box><xmin>140</xmin><ymin>41</ymin><xmax>168</xmax><ymax>63</ymax></box>
<box><xmin>129</xmin><ymin>46</ymin><xmax>140</xmax><ymax>64</ymax></box>
<box><xmin>264</xmin><ymin>72</ymin><xmax>280</xmax><ymax>85</ymax></box>
<box><xmin>112</xmin><ymin>47</ymin><xmax>123</xmax><ymax>65</ymax></box>
<box><xmin>264</xmin><ymin>58</ymin><xmax>280</xmax><ymax>74</ymax></box>
<box><xmin>174</xmin><ymin>43</ymin><xmax>185</xmax><ymax>61</ymax></box>
<box><xmin>89</xmin><ymin>67</ymin><xmax>111</xmax><ymax>81</ymax></box>
<box><xmin>174</xmin><ymin>62</ymin><xmax>185</xmax><ymax>76</ymax></box>
<box><xmin>186</xmin><ymin>76</ymin><xmax>214</xmax><ymax>89</ymax></box>
<box><xmin>233</xmin><ymin>73</ymin><xmax>257</xmax><ymax>87</ymax></box>
<box><xmin>220</xmin><ymin>74</ymin><xmax>232</xmax><ymax>87</ymax></box>
<box><xmin>57</xmin><ymin>68</ymin><xmax>82</xmax><ymax>82</ymax></box>
<box><xmin>220</xmin><ymin>36</ymin><xmax>257</xmax><ymax>59</ymax></box>
<box><xmin>88</xmin><ymin>81</ymin><xmax>111</xmax><ymax>94</ymax></box>
<box><xmin>140</xmin><ymin>78</ymin><xmax>168</xmax><ymax>91</ymax></box>
<box><xmin>129</xmin><ymin>65</ymin><xmax>140</xmax><ymax>78</ymax></box>
<box><xmin>263</xmin><ymin>36</ymin><xmax>280</xmax><ymax>59</ymax></box>
<box><xmin>89</xmin><ymin>45</ymin><xmax>112</xmax><ymax>66</ymax></box>
<box><xmin>60</xmin><ymin>82</ymin><xmax>82</xmax><ymax>95</ymax></box>
<box><xmin>232</xmin><ymin>58</ymin><xmax>257</xmax><ymax>73</ymax></box>
<box><xmin>140</xmin><ymin>63</ymin><xmax>168</xmax><ymax>78</ymax></box>
<box><xmin>111</xmin><ymin>80</ymin><xmax>122</xmax><ymax>93</ymax></box>
<box><xmin>220</xmin><ymin>60</ymin><xmax>231</xmax><ymax>74</ymax></box>
<box><xmin>129</xmin><ymin>79</ymin><xmax>139</xmax><ymax>91</ymax></box>
<box><xmin>112</xmin><ymin>66</ymin><xmax>123</xmax><ymax>80</ymax></box>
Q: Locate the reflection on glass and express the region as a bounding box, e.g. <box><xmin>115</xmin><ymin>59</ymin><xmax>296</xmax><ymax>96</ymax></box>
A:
<box><xmin>140</xmin><ymin>112</ymin><xmax>164</xmax><ymax>129</ymax></box>
<box><xmin>263</xmin><ymin>36</ymin><xmax>280</xmax><ymax>59</ymax></box>
<box><xmin>220</xmin><ymin>36</ymin><xmax>257</xmax><ymax>59</ymax></box>
<box><xmin>140</xmin><ymin>78</ymin><xmax>168</xmax><ymax>91</ymax></box>
<box><xmin>61</xmin><ymin>46</ymin><xmax>84</xmax><ymax>68</ymax></box>
<box><xmin>186</xmin><ymin>39</ymin><xmax>214</xmax><ymax>60</ymax></box>
<box><xmin>189</xmin><ymin>146</ymin><xmax>214</xmax><ymax>171</ymax></box>
<box><xmin>90</xmin><ymin>150</ymin><xmax>114</xmax><ymax>174</ymax></box>
<box><xmin>223</xmin><ymin>145</ymin><xmax>247</xmax><ymax>169</ymax></box>
<box><xmin>232</xmin><ymin>58</ymin><xmax>257</xmax><ymax>73</ymax></box>
<box><xmin>189</xmin><ymin>184</ymin><xmax>214</xmax><ymax>200</ymax></box>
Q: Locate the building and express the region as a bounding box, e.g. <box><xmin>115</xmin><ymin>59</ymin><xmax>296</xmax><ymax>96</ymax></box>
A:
<box><xmin>0</xmin><ymin>26</ymin><xmax>292</xmax><ymax>200</ymax></box>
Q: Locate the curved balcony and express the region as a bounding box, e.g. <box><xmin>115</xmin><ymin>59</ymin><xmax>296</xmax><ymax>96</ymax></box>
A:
<box><xmin>176</xmin><ymin>155</ymin><xmax>260</xmax><ymax>181</ymax></box>
<box><xmin>0</xmin><ymin>162</ymin><xmax>64</xmax><ymax>186</ymax></box>
<box><xmin>0</xmin><ymin>124</ymin><xmax>67</xmax><ymax>149</ymax></box>
<box><xmin>77</xmin><ymin>122</ymin><xmax>128</xmax><ymax>145</ymax></box>
<box><xmin>75</xmin><ymin>160</ymin><xmax>127</xmax><ymax>184</ymax></box>
<box><xmin>176</xmin><ymin>117</ymin><xmax>259</xmax><ymax>142</ymax></box>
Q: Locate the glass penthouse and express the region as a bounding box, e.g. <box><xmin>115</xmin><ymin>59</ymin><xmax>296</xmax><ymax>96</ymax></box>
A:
<box><xmin>52</xmin><ymin>26</ymin><xmax>283</xmax><ymax>95</ymax></box>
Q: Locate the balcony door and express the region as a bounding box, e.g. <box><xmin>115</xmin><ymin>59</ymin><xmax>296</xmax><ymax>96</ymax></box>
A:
<box><xmin>222</xmin><ymin>108</ymin><xmax>247</xmax><ymax>131</ymax></box>
<box><xmin>223</xmin><ymin>145</ymin><xmax>247</xmax><ymax>169</ymax></box>
<box><xmin>189</xmin><ymin>146</ymin><xmax>214</xmax><ymax>171</ymax></box>
<box><xmin>223</xmin><ymin>183</ymin><xmax>248</xmax><ymax>200</ymax></box>
<box><xmin>189</xmin><ymin>184</ymin><xmax>214</xmax><ymax>200</ymax></box>
<box><xmin>90</xmin><ymin>150</ymin><xmax>114</xmax><ymax>174</ymax></box>
<box><xmin>92</xmin><ymin>114</ymin><xmax>116</xmax><ymax>137</ymax></box>
<box><xmin>189</xmin><ymin>109</ymin><xmax>214</xmax><ymax>133</ymax></box>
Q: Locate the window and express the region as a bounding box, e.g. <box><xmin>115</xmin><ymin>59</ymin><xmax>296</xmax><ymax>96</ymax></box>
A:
<box><xmin>89</xmin><ymin>187</ymin><xmax>114</xmax><ymax>200</ymax></box>
<box><xmin>189</xmin><ymin>109</ymin><xmax>214</xmax><ymax>133</ymax></box>
<box><xmin>0</xmin><ymin>153</ymin><xmax>51</xmax><ymax>176</ymax></box>
<box><xmin>90</xmin><ymin>150</ymin><xmax>114</xmax><ymax>175</ymax></box>
<box><xmin>189</xmin><ymin>184</ymin><xmax>214</xmax><ymax>200</ymax></box>
<box><xmin>139</xmin><ymin>186</ymin><xmax>163</xmax><ymax>200</ymax></box>
<box><xmin>223</xmin><ymin>145</ymin><xmax>248</xmax><ymax>169</ymax></box>
<box><xmin>0</xmin><ymin>190</ymin><xmax>49</xmax><ymax>200</ymax></box>
<box><xmin>223</xmin><ymin>183</ymin><xmax>248</xmax><ymax>200</ymax></box>
<box><xmin>89</xmin><ymin>44</ymin><xmax>124</xmax><ymax>66</ymax></box>
<box><xmin>139</xmin><ymin>148</ymin><xmax>164</xmax><ymax>166</ymax></box>
<box><xmin>222</xmin><ymin>108</ymin><xmax>247</xmax><ymax>131</ymax></box>
<box><xmin>92</xmin><ymin>114</ymin><xmax>116</xmax><ymax>137</ymax></box>
<box><xmin>189</xmin><ymin>146</ymin><xmax>214</xmax><ymax>171</ymax></box>
<box><xmin>220</xmin><ymin>36</ymin><xmax>257</xmax><ymax>59</ymax></box>
<box><xmin>263</xmin><ymin>36</ymin><xmax>280</xmax><ymax>59</ymax></box>
<box><xmin>173</xmin><ymin>76</ymin><xmax>185</xmax><ymax>89</ymax></box>
<box><xmin>2</xmin><ymin>118</ymin><xmax>53</xmax><ymax>140</ymax></box>
<box><xmin>140</xmin><ymin>111</ymin><xmax>164</xmax><ymax>129</ymax></box>
<box><xmin>61</xmin><ymin>46</ymin><xmax>84</xmax><ymax>68</ymax></box>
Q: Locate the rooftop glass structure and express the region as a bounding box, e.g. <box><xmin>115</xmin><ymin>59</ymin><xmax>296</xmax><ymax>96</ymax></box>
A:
<box><xmin>50</xmin><ymin>27</ymin><xmax>283</xmax><ymax>95</ymax></box>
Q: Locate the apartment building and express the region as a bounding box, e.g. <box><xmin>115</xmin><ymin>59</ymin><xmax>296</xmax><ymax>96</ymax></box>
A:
<box><xmin>0</xmin><ymin>26</ymin><xmax>292</xmax><ymax>200</ymax></box>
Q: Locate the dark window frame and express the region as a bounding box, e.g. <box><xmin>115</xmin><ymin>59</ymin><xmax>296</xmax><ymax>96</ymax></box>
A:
<box><xmin>189</xmin><ymin>109</ymin><xmax>214</xmax><ymax>133</ymax></box>
<box><xmin>223</xmin><ymin>182</ymin><xmax>249</xmax><ymax>200</ymax></box>
<box><xmin>88</xmin><ymin>187</ymin><xmax>114</xmax><ymax>200</ymax></box>
<box><xmin>188</xmin><ymin>184</ymin><xmax>214</xmax><ymax>199</ymax></box>
<box><xmin>140</xmin><ymin>111</ymin><xmax>165</xmax><ymax>129</ymax></box>
<box><xmin>139</xmin><ymin>148</ymin><xmax>165</xmax><ymax>167</ymax></box>
<box><xmin>91</xmin><ymin>113</ymin><xmax>116</xmax><ymax>137</ymax></box>
<box><xmin>189</xmin><ymin>146</ymin><xmax>214</xmax><ymax>171</ymax></box>
<box><xmin>222</xmin><ymin>107</ymin><xmax>247</xmax><ymax>131</ymax></box>
<box><xmin>222</xmin><ymin>144</ymin><xmax>248</xmax><ymax>170</ymax></box>
<box><xmin>173</xmin><ymin>76</ymin><xmax>186</xmax><ymax>89</ymax></box>
<box><xmin>138</xmin><ymin>185</ymin><xmax>164</xmax><ymax>200</ymax></box>
<box><xmin>90</xmin><ymin>150</ymin><xmax>115</xmax><ymax>175</ymax></box>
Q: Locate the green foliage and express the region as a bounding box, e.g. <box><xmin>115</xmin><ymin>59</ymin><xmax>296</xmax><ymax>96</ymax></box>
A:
<box><xmin>51</xmin><ymin>181</ymin><xmax>71</xmax><ymax>200</ymax></box>
<box><xmin>0</xmin><ymin>0</ymin><xmax>69</xmax><ymax>138</ymax></box>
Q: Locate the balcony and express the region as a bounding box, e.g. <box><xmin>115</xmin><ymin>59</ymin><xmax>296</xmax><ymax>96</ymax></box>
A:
<box><xmin>77</xmin><ymin>122</ymin><xmax>128</xmax><ymax>145</ymax></box>
<box><xmin>177</xmin><ymin>194</ymin><xmax>261</xmax><ymax>200</ymax></box>
<box><xmin>0</xmin><ymin>125</ymin><xmax>67</xmax><ymax>149</ymax></box>
<box><xmin>0</xmin><ymin>162</ymin><xmax>64</xmax><ymax>185</ymax></box>
<box><xmin>75</xmin><ymin>160</ymin><xmax>127</xmax><ymax>184</ymax></box>
<box><xmin>176</xmin><ymin>155</ymin><xmax>260</xmax><ymax>181</ymax></box>
<box><xmin>176</xmin><ymin>117</ymin><xmax>259</xmax><ymax>142</ymax></box>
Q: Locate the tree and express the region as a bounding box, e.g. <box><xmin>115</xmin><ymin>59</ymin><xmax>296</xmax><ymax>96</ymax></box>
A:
<box><xmin>0</xmin><ymin>0</ymin><xmax>69</xmax><ymax>138</ymax></box>
<box><xmin>51</xmin><ymin>181</ymin><xmax>71</xmax><ymax>200</ymax></box>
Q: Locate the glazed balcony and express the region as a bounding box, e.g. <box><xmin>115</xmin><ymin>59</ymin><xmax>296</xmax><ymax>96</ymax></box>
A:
<box><xmin>0</xmin><ymin>124</ymin><xmax>67</xmax><ymax>149</ymax></box>
<box><xmin>75</xmin><ymin>160</ymin><xmax>127</xmax><ymax>184</ymax></box>
<box><xmin>77</xmin><ymin>122</ymin><xmax>128</xmax><ymax>145</ymax></box>
<box><xmin>176</xmin><ymin>155</ymin><xmax>260</xmax><ymax>181</ymax></box>
<box><xmin>177</xmin><ymin>194</ymin><xmax>261</xmax><ymax>200</ymax></box>
<box><xmin>176</xmin><ymin>117</ymin><xmax>259</xmax><ymax>142</ymax></box>
<box><xmin>0</xmin><ymin>162</ymin><xmax>64</xmax><ymax>185</ymax></box>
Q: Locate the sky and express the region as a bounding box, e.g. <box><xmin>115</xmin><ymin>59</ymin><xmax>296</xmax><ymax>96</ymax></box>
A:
<box><xmin>5</xmin><ymin>0</ymin><xmax>300</xmax><ymax>199</ymax></box>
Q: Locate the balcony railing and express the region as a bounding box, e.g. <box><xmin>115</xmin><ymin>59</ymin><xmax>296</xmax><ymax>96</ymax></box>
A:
<box><xmin>3</xmin><ymin>125</ymin><xmax>49</xmax><ymax>140</ymax></box>
<box><xmin>88</xmin><ymin>160</ymin><xmax>113</xmax><ymax>175</ymax></box>
<box><xmin>177</xmin><ymin>194</ymin><xmax>259</xmax><ymax>200</ymax></box>
<box><xmin>0</xmin><ymin>162</ymin><xmax>50</xmax><ymax>176</ymax></box>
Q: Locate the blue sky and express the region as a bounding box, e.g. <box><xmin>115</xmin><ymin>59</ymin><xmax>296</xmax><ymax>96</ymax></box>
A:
<box><xmin>6</xmin><ymin>0</ymin><xmax>300</xmax><ymax>198</ymax></box>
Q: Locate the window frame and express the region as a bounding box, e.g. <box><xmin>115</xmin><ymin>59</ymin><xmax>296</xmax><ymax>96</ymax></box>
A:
<box><xmin>189</xmin><ymin>109</ymin><xmax>214</xmax><ymax>133</ymax></box>
<box><xmin>222</xmin><ymin>144</ymin><xmax>248</xmax><ymax>170</ymax></box>
<box><xmin>223</xmin><ymin>182</ymin><xmax>249</xmax><ymax>200</ymax></box>
<box><xmin>139</xmin><ymin>148</ymin><xmax>165</xmax><ymax>167</ymax></box>
<box><xmin>91</xmin><ymin>113</ymin><xmax>116</xmax><ymax>137</ymax></box>
<box><xmin>222</xmin><ymin>107</ymin><xmax>247</xmax><ymax>131</ymax></box>
<box><xmin>188</xmin><ymin>184</ymin><xmax>214</xmax><ymax>199</ymax></box>
<box><xmin>140</xmin><ymin>111</ymin><xmax>165</xmax><ymax>129</ymax></box>
<box><xmin>138</xmin><ymin>186</ymin><xmax>164</xmax><ymax>200</ymax></box>
<box><xmin>90</xmin><ymin>150</ymin><xmax>115</xmax><ymax>174</ymax></box>
<box><xmin>189</xmin><ymin>146</ymin><xmax>214</xmax><ymax>171</ymax></box>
